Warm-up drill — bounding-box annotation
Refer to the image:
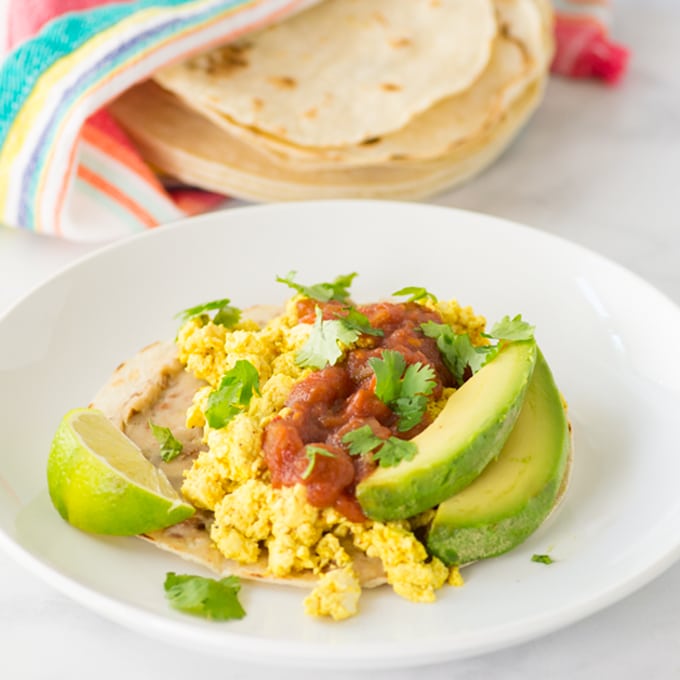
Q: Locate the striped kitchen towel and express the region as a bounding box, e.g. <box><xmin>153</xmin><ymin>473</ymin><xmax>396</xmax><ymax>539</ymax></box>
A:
<box><xmin>0</xmin><ymin>0</ymin><xmax>629</xmax><ymax>241</ymax></box>
<box><xmin>552</xmin><ymin>0</ymin><xmax>629</xmax><ymax>84</ymax></box>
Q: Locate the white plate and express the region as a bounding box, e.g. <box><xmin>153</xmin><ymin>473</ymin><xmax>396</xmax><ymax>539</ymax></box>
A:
<box><xmin>1</xmin><ymin>201</ymin><xmax>680</xmax><ymax>669</ymax></box>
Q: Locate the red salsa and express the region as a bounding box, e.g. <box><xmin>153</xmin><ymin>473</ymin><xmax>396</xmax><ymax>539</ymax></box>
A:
<box><xmin>262</xmin><ymin>299</ymin><xmax>454</xmax><ymax>521</ymax></box>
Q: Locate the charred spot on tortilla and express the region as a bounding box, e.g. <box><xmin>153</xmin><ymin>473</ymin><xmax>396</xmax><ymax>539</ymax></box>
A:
<box><xmin>268</xmin><ymin>76</ymin><xmax>297</xmax><ymax>90</ymax></box>
<box><xmin>389</xmin><ymin>37</ymin><xmax>412</xmax><ymax>49</ymax></box>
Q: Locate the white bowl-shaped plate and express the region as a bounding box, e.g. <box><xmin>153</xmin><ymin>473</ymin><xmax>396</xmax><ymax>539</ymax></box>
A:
<box><xmin>1</xmin><ymin>201</ymin><xmax>680</xmax><ymax>669</ymax></box>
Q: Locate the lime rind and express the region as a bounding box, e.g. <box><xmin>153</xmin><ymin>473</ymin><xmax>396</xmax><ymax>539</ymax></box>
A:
<box><xmin>47</xmin><ymin>408</ymin><xmax>194</xmax><ymax>535</ymax></box>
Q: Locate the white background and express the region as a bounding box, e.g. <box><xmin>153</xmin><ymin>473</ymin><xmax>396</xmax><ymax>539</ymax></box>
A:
<box><xmin>2</xmin><ymin>1</ymin><xmax>680</xmax><ymax>678</ymax></box>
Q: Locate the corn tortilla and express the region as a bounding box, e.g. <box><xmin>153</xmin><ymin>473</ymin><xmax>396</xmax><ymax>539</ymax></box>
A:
<box><xmin>186</xmin><ymin>35</ymin><xmax>532</xmax><ymax>168</ymax></box>
<box><xmin>166</xmin><ymin>0</ymin><xmax>552</xmax><ymax>169</ymax></box>
<box><xmin>109</xmin><ymin>77</ymin><xmax>545</xmax><ymax>202</ymax></box>
<box><xmin>153</xmin><ymin>0</ymin><xmax>498</xmax><ymax>147</ymax></box>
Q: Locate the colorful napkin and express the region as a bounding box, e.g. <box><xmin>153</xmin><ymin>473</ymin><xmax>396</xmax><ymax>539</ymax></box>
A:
<box><xmin>0</xmin><ymin>0</ymin><xmax>629</xmax><ymax>241</ymax></box>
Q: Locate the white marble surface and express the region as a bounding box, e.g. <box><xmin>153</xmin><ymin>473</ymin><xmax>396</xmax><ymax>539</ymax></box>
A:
<box><xmin>2</xmin><ymin>1</ymin><xmax>680</xmax><ymax>677</ymax></box>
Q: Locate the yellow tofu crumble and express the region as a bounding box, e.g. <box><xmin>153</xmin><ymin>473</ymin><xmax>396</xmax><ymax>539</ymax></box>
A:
<box><xmin>304</xmin><ymin>566</ymin><xmax>362</xmax><ymax>621</ymax></box>
<box><xmin>175</xmin><ymin>297</ymin><xmax>481</xmax><ymax>619</ymax></box>
<box><xmin>426</xmin><ymin>298</ymin><xmax>487</xmax><ymax>344</ymax></box>
<box><xmin>179</xmin><ymin>302</ymin><xmax>310</xmax><ymax>510</ymax></box>
<box><xmin>351</xmin><ymin>522</ymin><xmax>449</xmax><ymax>602</ymax></box>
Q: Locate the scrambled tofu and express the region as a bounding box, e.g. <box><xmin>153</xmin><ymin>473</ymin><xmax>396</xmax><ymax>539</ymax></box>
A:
<box><xmin>178</xmin><ymin>299</ymin><xmax>310</xmax><ymax>508</ymax></box>
<box><xmin>304</xmin><ymin>566</ymin><xmax>362</xmax><ymax>620</ymax></box>
<box><xmin>426</xmin><ymin>298</ymin><xmax>487</xmax><ymax>343</ymax></box>
<box><xmin>352</xmin><ymin>522</ymin><xmax>449</xmax><ymax>602</ymax></box>
<box><xmin>175</xmin><ymin>295</ymin><xmax>481</xmax><ymax>620</ymax></box>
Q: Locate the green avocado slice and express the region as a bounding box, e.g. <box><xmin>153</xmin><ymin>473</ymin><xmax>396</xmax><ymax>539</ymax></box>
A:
<box><xmin>356</xmin><ymin>340</ymin><xmax>537</xmax><ymax>521</ymax></box>
<box><xmin>426</xmin><ymin>349</ymin><xmax>571</xmax><ymax>565</ymax></box>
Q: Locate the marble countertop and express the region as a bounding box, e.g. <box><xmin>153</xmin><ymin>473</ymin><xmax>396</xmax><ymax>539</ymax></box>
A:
<box><xmin>2</xmin><ymin>1</ymin><xmax>679</xmax><ymax>677</ymax></box>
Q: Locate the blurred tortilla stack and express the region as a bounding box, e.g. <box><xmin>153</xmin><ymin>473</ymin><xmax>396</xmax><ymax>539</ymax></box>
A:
<box><xmin>109</xmin><ymin>0</ymin><xmax>554</xmax><ymax>202</ymax></box>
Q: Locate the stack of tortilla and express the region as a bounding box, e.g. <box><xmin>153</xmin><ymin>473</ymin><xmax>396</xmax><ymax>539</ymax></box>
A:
<box><xmin>109</xmin><ymin>0</ymin><xmax>554</xmax><ymax>202</ymax></box>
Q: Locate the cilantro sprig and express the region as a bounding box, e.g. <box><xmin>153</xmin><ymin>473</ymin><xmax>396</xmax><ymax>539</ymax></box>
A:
<box><xmin>301</xmin><ymin>445</ymin><xmax>336</xmax><ymax>480</ymax></box>
<box><xmin>336</xmin><ymin>307</ymin><xmax>384</xmax><ymax>337</ymax></box>
<box><xmin>148</xmin><ymin>421</ymin><xmax>183</xmax><ymax>463</ymax></box>
<box><xmin>176</xmin><ymin>298</ymin><xmax>241</xmax><ymax>328</ymax></box>
<box><xmin>487</xmin><ymin>315</ymin><xmax>535</xmax><ymax>341</ymax></box>
<box><xmin>421</xmin><ymin>322</ymin><xmax>492</xmax><ymax>386</ymax></box>
<box><xmin>369</xmin><ymin>350</ymin><xmax>436</xmax><ymax>432</ymax></box>
<box><xmin>422</xmin><ymin>314</ymin><xmax>535</xmax><ymax>386</ymax></box>
<box><xmin>205</xmin><ymin>360</ymin><xmax>260</xmax><ymax>429</ymax></box>
<box><xmin>164</xmin><ymin>572</ymin><xmax>245</xmax><ymax>620</ymax></box>
<box><xmin>276</xmin><ymin>271</ymin><xmax>357</xmax><ymax>302</ymax></box>
<box><xmin>342</xmin><ymin>425</ymin><xmax>417</xmax><ymax>468</ymax></box>
<box><xmin>296</xmin><ymin>306</ymin><xmax>361</xmax><ymax>369</ymax></box>
<box><xmin>392</xmin><ymin>286</ymin><xmax>438</xmax><ymax>304</ymax></box>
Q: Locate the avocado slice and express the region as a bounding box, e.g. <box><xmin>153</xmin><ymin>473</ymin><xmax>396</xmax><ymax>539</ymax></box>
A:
<box><xmin>426</xmin><ymin>349</ymin><xmax>570</xmax><ymax>565</ymax></box>
<box><xmin>356</xmin><ymin>340</ymin><xmax>537</xmax><ymax>521</ymax></box>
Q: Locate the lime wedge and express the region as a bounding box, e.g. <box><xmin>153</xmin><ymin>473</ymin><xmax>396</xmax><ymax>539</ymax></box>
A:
<box><xmin>47</xmin><ymin>408</ymin><xmax>194</xmax><ymax>535</ymax></box>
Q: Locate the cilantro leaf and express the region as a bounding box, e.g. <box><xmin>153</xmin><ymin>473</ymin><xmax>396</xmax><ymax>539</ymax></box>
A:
<box><xmin>176</xmin><ymin>298</ymin><xmax>241</xmax><ymax>328</ymax></box>
<box><xmin>205</xmin><ymin>360</ymin><xmax>260</xmax><ymax>429</ymax></box>
<box><xmin>164</xmin><ymin>572</ymin><xmax>245</xmax><ymax>620</ymax></box>
<box><xmin>488</xmin><ymin>314</ymin><xmax>535</xmax><ymax>341</ymax></box>
<box><xmin>301</xmin><ymin>445</ymin><xmax>336</xmax><ymax>480</ymax></box>
<box><xmin>369</xmin><ymin>349</ymin><xmax>406</xmax><ymax>405</ymax></box>
<box><xmin>148</xmin><ymin>421</ymin><xmax>183</xmax><ymax>462</ymax></box>
<box><xmin>276</xmin><ymin>271</ymin><xmax>357</xmax><ymax>302</ymax></box>
<box><xmin>392</xmin><ymin>286</ymin><xmax>438</xmax><ymax>303</ymax></box>
<box><xmin>372</xmin><ymin>437</ymin><xmax>418</xmax><ymax>467</ymax></box>
<box><xmin>342</xmin><ymin>425</ymin><xmax>382</xmax><ymax>456</ymax></box>
<box><xmin>531</xmin><ymin>554</ymin><xmax>554</xmax><ymax>565</ymax></box>
<box><xmin>369</xmin><ymin>350</ymin><xmax>436</xmax><ymax>432</ymax></box>
<box><xmin>420</xmin><ymin>322</ymin><xmax>492</xmax><ymax>386</ymax></box>
<box><xmin>390</xmin><ymin>395</ymin><xmax>430</xmax><ymax>432</ymax></box>
<box><xmin>341</xmin><ymin>426</ymin><xmax>417</xmax><ymax>467</ymax></box>
<box><xmin>393</xmin><ymin>362</ymin><xmax>439</xmax><ymax>430</ymax></box>
<box><xmin>212</xmin><ymin>305</ymin><xmax>242</xmax><ymax>328</ymax></box>
<box><xmin>422</xmin><ymin>315</ymin><xmax>535</xmax><ymax>386</ymax></box>
<box><xmin>296</xmin><ymin>306</ymin><xmax>361</xmax><ymax>369</ymax></box>
<box><xmin>401</xmin><ymin>361</ymin><xmax>438</xmax><ymax>398</ymax></box>
<box><xmin>336</xmin><ymin>307</ymin><xmax>384</xmax><ymax>337</ymax></box>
